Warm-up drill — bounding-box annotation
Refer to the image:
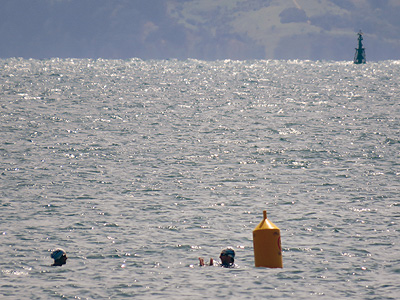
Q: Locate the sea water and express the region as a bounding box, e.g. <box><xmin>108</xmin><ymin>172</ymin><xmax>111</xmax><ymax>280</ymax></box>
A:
<box><xmin>1</xmin><ymin>58</ymin><xmax>399</xmax><ymax>299</ymax></box>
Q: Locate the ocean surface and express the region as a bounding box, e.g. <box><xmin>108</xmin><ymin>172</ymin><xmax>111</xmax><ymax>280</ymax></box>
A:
<box><xmin>1</xmin><ymin>58</ymin><xmax>399</xmax><ymax>299</ymax></box>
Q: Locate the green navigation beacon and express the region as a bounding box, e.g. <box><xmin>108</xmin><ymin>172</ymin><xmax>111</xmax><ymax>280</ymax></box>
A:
<box><xmin>354</xmin><ymin>30</ymin><xmax>366</xmax><ymax>64</ymax></box>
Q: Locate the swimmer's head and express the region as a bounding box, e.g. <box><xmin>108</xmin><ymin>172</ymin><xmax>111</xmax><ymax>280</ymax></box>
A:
<box><xmin>51</xmin><ymin>248</ymin><xmax>67</xmax><ymax>266</ymax></box>
<box><xmin>219</xmin><ymin>248</ymin><xmax>235</xmax><ymax>267</ymax></box>
<box><xmin>220</xmin><ymin>248</ymin><xmax>235</xmax><ymax>259</ymax></box>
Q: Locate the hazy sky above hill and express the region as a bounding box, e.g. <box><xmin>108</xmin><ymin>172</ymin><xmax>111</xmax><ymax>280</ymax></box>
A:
<box><xmin>1</xmin><ymin>0</ymin><xmax>400</xmax><ymax>61</ymax></box>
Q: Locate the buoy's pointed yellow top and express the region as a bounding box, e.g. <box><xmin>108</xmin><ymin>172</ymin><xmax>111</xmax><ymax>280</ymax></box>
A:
<box><xmin>254</xmin><ymin>210</ymin><xmax>280</xmax><ymax>230</ymax></box>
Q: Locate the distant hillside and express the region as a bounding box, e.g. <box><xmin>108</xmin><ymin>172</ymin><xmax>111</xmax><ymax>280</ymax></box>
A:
<box><xmin>1</xmin><ymin>0</ymin><xmax>400</xmax><ymax>60</ymax></box>
<box><xmin>166</xmin><ymin>0</ymin><xmax>400</xmax><ymax>60</ymax></box>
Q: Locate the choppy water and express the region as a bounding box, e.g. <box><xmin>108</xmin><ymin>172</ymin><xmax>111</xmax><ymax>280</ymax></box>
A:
<box><xmin>1</xmin><ymin>58</ymin><xmax>399</xmax><ymax>299</ymax></box>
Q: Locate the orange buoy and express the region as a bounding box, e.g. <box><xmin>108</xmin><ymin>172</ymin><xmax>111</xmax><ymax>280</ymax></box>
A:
<box><xmin>253</xmin><ymin>210</ymin><xmax>283</xmax><ymax>268</ymax></box>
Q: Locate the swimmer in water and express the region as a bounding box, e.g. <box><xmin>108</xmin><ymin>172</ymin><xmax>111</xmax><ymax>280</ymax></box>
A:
<box><xmin>199</xmin><ymin>248</ymin><xmax>235</xmax><ymax>268</ymax></box>
<box><xmin>51</xmin><ymin>248</ymin><xmax>68</xmax><ymax>266</ymax></box>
